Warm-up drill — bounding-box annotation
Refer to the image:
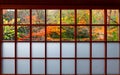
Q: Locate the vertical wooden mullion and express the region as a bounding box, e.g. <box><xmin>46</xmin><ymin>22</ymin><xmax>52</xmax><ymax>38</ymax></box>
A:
<box><xmin>45</xmin><ymin>9</ymin><xmax>47</xmax><ymax>75</ymax></box>
<box><xmin>118</xmin><ymin>9</ymin><xmax>120</xmax><ymax>74</ymax></box>
<box><xmin>75</xmin><ymin>9</ymin><xmax>77</xmax><ymax>75</ymax></box>
<box><xmin>15</xmin><ymin>9</ymin><xmax>17</xmax><ymax>75</ymax></box>
<box><xmin>104</xmin><ymin>9</ymin><xmax>107</xmax><ymax>75</ymax></box>
<box><xmin>90</xmin><ymin>9</ymin><xmax>92</xmax><ymax>75</ymax></box>
<box><xmin>60</xmin><ymin>9</ymin><xmax>62</xmax><ymax>75</ymax></box>
<box><xmin>0</xmin><ymin>8</ymin><xmax>3</xmax><ymax>75</ymax></box>
<box><xmin>30</xmin><ymin>9</ymin><xmax>32</xmax><ymax>75</ymax></box>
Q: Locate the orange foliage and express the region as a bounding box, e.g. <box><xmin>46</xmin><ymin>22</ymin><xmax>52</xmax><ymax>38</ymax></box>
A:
<box><xmin>92</xmin><ymin>26</ymin><xmax>104</xmax><ymax>40</ymax></box>
<box><xmin>78</xmin><ymin>19</ymin><xmax>86</xmax><ymax>24</ymax></box>
<box><xmin>47</xmin><ymin>26</ymin><xmax>60</xmax><ymax>36</ymax></box>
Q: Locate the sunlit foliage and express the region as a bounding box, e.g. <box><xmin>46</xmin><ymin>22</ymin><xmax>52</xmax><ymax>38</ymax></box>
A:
<box><xmin>2</xmin><ymin>9</ymin><xmax>119</xmax><ymax>41</ymax></box>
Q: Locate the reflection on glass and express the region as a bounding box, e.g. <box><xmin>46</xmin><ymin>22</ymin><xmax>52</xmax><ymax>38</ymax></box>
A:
<box><xmin>17</xmin><ymin>10</ymin><xmax>30</xmax><ymax>24</ymax></box>
<box><xmin>32</xmin><ymin>10</ymin><xmax>45</xmax><ymax>24</ymax></box>
<box><xmin>92</xmin><ymin>10</ymin><xmax>104</xmax><ymax>24</ymax></box>
<box><xmin>3</xmin><ymin>9</ymin><xmax>15</xmax><ymax>24</ymax></box>
<box><xmin>62</xmin><ymin>10</ymin><xmax>75</xmax><ymax>24</ymax></box>
<box><xmin>47</xmin><ymin>26</ymin><xmax>60</xmax><ymax>41</ymax></box>
<box><xmin>92</xmin><ymin>26</ymin><xmax>104</xmax><ymax>41</ymax></box>
<box><xmin>3</xmin><ymin>26</ymin><xmax>15</xmax><ymax>40</ymax></box>
<box><xmin>77</xmin><ymin>26</ymin><xmax>90</xmax><ymax>41</ymax></box>
<box><xmin>32</xmin><ymin>26</ymin><xmax>45</xmax><ymax>41</ymax></box>
<box><xmin>107</xmin><ymin>10</ymin><xmax>119</xmax><ymax>24</ymax></box>
<box><xmin>62</xmin><ymin>26</ymin><xmax>74</xmax><ymax>41</ymax></box>
<box><xmin>107</xmin><ymin>26</ymin><xmax>119</xmax><ymax>41</ymax></box>
<box><xmin>47</xmin><ymin>10</ymin><xmax>60</xmax><ymax>24</ymax></box>
<box><xmin>17</xmin><ymin>26</ymin><xmax>30</xmax><ymax>41</ymax></box>
<box><xmin>77</xmin><ymin>10</ymin><xmax>90</xmax><ymax>24</ymax></box>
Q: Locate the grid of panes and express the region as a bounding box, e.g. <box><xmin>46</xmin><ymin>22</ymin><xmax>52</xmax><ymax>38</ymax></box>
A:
<box><xmin>1</xmin><ymin>9</ymin><xmax>120</xmax><ymax>75</ymax></box>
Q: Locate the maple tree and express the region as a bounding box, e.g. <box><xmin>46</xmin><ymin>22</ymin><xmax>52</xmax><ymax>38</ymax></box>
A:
<box><xmin>3</xmin><ymin>9</ymin><xmax>119</xmax><ymax>41</ymax></box>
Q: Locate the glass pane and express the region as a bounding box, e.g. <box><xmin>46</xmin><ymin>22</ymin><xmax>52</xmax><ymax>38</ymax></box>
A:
<box><xmin>77</xmin><ymin>10</ymin><xmax>90</xmax><ymax>24</ymax></box>
<box><xmin>32</xmin><ymin>43</ymin><xmax>45</xmax><ymax>57</ymax></box>
<box><xmin>17</xmin><ymin>43</ymin><xmax>30</xmax><ymax>57</ymax></box>
<box><xmin>47</xmin><ymin>60</ymin><xmax>60</xmax><ymax>74</ymax></box>
<box><xmin>62</xmin><ymin>10</ymin><xmax>74</xmax><ymax>24</ymax></box>
<box><xmin>107</xmin><ymin>43</ymin><xmax>119</xmax><ymax>57</ymax></box>
<box><xmin>47</xmin><ymin>10</ymin><xmax>60</xmax><ymax>24</ymax></box>
<box><xmin>32</xmin><ymin>26</ymin><xmax>45</xmax><ymax>41</ymax></box>
<box><xmin>77</xmin><ymin>60</ymin><xmax>90</xmax><ymax>74</ymax></box>
<box><xmin>62</xmin><ymin>60</ymin><xmax>75</xmax><ymax>74</ymax></box>
<box><xmin>2</xmin><ymin>59</ymin><xmax>15</xmax><ymax>74</ymax></box>
<box><xmin>17</xmin><ymin>10</ymin><xmax>30</xmax><ymax>24</ymax></box>
<box><xmin>17</xmin><ymin>26</ymin><xmax>30</xmax><ymax>41</ymax></box>
<box><xmin>3</xmin><ymin>9</ymin><xmax>15</xmax><ymax>24</ymax></box>
<box><xmin>47</xmin><ymin>43</ymin><xmax>60</xmax><ymax>57</ymax></box>
<box><xmin>32</xmin><ymin>59</ymin><xmax>45</xmax><ymax>74</ymax></box>
<box><xmin>107</xmin><ymin>10</ymin><xmax>119</xmax><ymax>24</ymax></box>
<box><xmin>62</xmin><ymin>26</ymin><xmax>75</xmax><ymax>41</ymax></box>
<box><xmin>107</xmin><ymin>26</ymin><xmax>119</xmax><ymax>41</ymax></box>
<box><xmin>3</xmin><ymin>26</ymin><xmax>15</xmax><ymax>40</ymax></box>
<box><xmin>92</xmin><ymin>60</ymin><xmax>104</xmax><ymax>74</ymax></box>
<box><xmin>92</xmin><ymin>26</ymin><xmax>104</xmax><ymax>41</ymax></box>
<box><xmin>17</xmin><ymin>59</ymin><xmax>30</xmax><ymax>74</ymax></box>
<box><xmin>47</xmin><ymin>26</ymin><xmax>60</xmax><ymax>41</ymax></box>
<box><xmin>92</xmin><ymin>10</ymin><xmax>104</xmax><ymax>24</ymax></box>
<box><xmin>62</xmin><ymin>43</ymin><xmax>75</xmax><ymax>58</ymax></box>
<box><xmin>92</xmin><ymin>43</ymin><xmax>104</xmax><ymax>57</ymax></box>
<box><xmin>2</xmin><ymin>42</ymin><xmax>14</xmax><ymax>57</ymax></box>
<box><xmin>77</xmin><ymin>43</ymin><xmax>90</xmax><ymax>58</ymax></box>
<box><xmin>32</xmin><ymin>10</ymin><xmax>45</xmax><ymax>24</ymax></box>
<box><xmin>107</xmin><ymin>60</ymin><xmax>119</xmax><ymax>74</ymax></box>
<box><xmin>77</xmin><ymin>26</ymin><xmax>90</xmax><ymax>41</ymax></box>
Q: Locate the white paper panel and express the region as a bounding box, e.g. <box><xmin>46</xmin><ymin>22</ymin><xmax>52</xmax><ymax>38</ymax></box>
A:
<box><xmin>62</xmin><ymin>43</ymin><xmax>75</xmax><ymax>57</ymax></box>
<box><xmin>47</xmin><ymin>43</ymin><xmax>60</xmax><ymax>57</ymax></box>
<box><xmin>17</xmin><ymin>59</ymin><xmax>30</xmax><ymax>74</ymax></box>
<box><xmin>92</xmin><ymin>60</ymin><xmax>104</xmax><ymax>74</ymax></box>
<box><xmin>17</xmin><ymin>43</ymin><xmax>30</xmax><ymax>57</ymax></box>
<box><xmin>32</xmin><ymin>43</ymin><xmax>45</xmax><ymax>57</ymax></box>
<box><xmin>62</xmin><ymin>60</ymin><xmax>75</xmax><ymax>74</ymax></box>
<box><xmin>47</xmin><ymin>60</ymin><xmax>60</xmax><ymax>74</ymax></box>
<box><xmin>107</xmin><ymin>60</ymin><xmax>119</xmax><ymax>74</ymax></box>
<box><xmin>2</xmin><ymin>42</ymin><xmax>15</xmax><ymax>57</ymax></box>
<box><xmin>92</xmin><ymin>43</ymin><xmax>104</xmax><ymax>57</ymax></box>
<box><xmin>77</xmin><ymin>43</ymin><xmax>90</xmax><ymax>58</ymax></box>
<box><xmin>107</xmin><ymin>43</ymin><xmax>119</xmax><ymax>57</ymax></box>
<box><xmin>32</xmin><ymin>59</ymin><xmax>45</xmax><ymax>74</ymax></box>
<box><xmin>77</xmin><ymin>60</ymin><xmax>90</xmax><ymax>74</ymax></box>
<box><xmin>2</xmin><ymin>59</ymin><xmax>15</xmax><ymax>74</ymax></box>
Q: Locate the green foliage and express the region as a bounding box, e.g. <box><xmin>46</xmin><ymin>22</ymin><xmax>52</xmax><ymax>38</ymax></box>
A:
<box><xmin>3</xmin><ymin>26</ymin><xmax>15</xmax><ymax>40</ymax></box>
<box><xmin>62</xmin><ymin>27</ymin><xmax>74</xmax><ymax>39</ymax></box>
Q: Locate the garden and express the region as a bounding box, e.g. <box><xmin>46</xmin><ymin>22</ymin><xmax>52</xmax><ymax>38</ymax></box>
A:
<box><xmin>2</xmin><ymin>9</ymin><xmax>119</xmax><ymax>41</ymax></box>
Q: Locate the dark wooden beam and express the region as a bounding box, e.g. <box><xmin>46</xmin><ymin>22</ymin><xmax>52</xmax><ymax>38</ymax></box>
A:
<box><xmin>0</xmin><ymin>0</ymin><xmax>120</xmax><ymax>6</ymax></box>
